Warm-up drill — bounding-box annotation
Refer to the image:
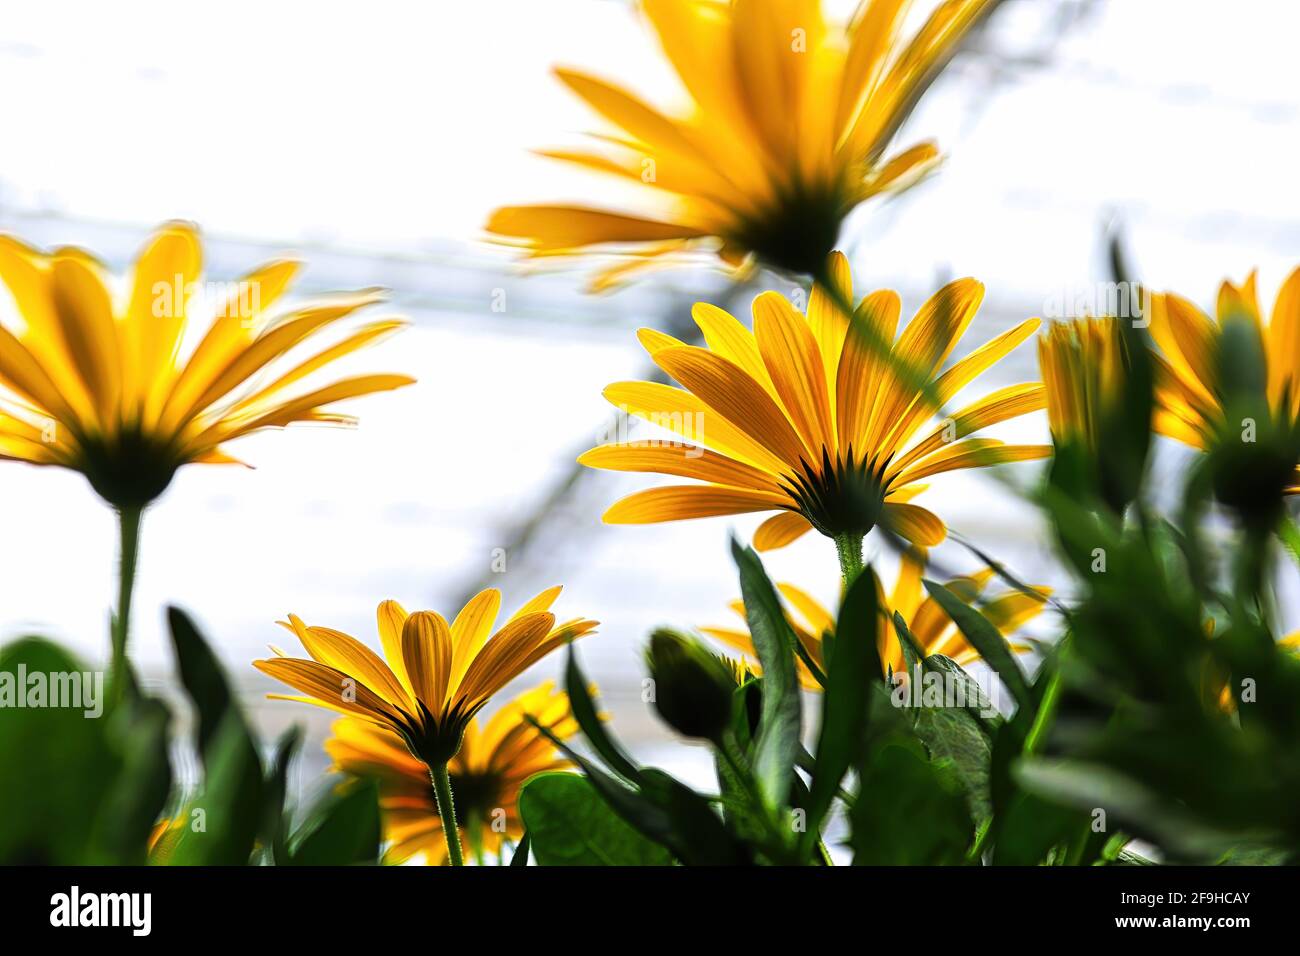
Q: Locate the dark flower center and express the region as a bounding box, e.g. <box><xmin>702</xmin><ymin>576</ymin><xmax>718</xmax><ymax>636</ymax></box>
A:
<box><xmin>728</xmin><ymin>179</ymin><xmax>848</xmax><ymax>278</ymax></box>
<box><xmin>782</xmin><ymin>446</ymin><xmax>890</xmax><ymax>539</ymax></box>
<box><xmin>75</xmin><ymin>429</ymin><xmax>182</xmax><ymax>509</ymax></box>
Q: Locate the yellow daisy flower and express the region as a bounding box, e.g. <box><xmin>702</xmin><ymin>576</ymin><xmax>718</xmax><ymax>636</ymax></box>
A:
<box><xmin>254</xmin><ymin>588</ymin><xmax>597</xmax><ymax>766</ymax></box>
<box><xmin>1039</xmin><ymin>317</ymin><xmax>1128</xmax><ymax>453</ymax></box>
<box><xmin>0</xmin><ymin>221</ymin><xmax>413</xmax><ymax>507</ymax></box>
<box><xmin>254</xmin><ymin>587</ymin><xmax>597</xmax><ymax>866</ymax></box>
<box><xmin>325</xmin><ymin>682</ymin><xmax>578</xmax><ymax>865</ymax></box>
<box><xmin>1038</xmin><ymin>316</ymin><xmax>1152</xmax><ymax>512</ymax></box>
<box><xmin>702</xmin><ymin>551</ymin><xmax>1050</xmax><ymax>688</ymax></box>
<box><xmin>0</xmin><ymin>220</ymin><xmax>414</xmax><ymax>684</ymax></box>
<box><xmin>579</xmin><ymin>253</ymin><xmax>1049</xmax><ymax>573</ymax></box>
<box><xmin>1150</xmin><ymin>266</ymin><xmax>1300</xmax><ymax>494</ymax></box>
<box><xmin>487</xmin><ymin>0</ymin><xmax>998</xmax><ymax>287</ymax></box>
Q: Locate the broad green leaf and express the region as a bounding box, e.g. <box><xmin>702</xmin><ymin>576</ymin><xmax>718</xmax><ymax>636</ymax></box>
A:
<box><xmin>731</xmin><ymin>538</ymin><xmax>801</xmax><ymax>813</ymax></box>
<box><xmin>850</xmin><ymin>740</ymin><xmax>973</xmax><ymax>865</ymax></box>
<box><xmin>168</xmin><ymin>713</ymin><xmax>265</xmax><ymax>865</ymax></box>
<box><xmin>527</xmin><ymin>715</ymin><xmax>746</xmax><ymax>865</ymax></box>
<box><xmin>0</xmin><ymin>639</ymin><xmax>121</xmax><ymax>864</ymax></box>
<box><xmin>922</xmin><ymin>580</ymin><xmax>1031</xmax><ymax>710</ymax></box>
<box><xmin>519</xmin><ymin>773</ymin><xmax>674</xmax><ymax>866</ymax></box>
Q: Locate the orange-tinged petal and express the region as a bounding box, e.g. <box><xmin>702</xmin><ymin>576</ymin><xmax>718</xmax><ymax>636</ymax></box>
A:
<box><xmin>402</xmin><ymin>611</ymin><xmax>453</xmax><ymax>713</ymax></box>
<box><xmin>753</xmin><ymin>290</ymin><xmax>835</xmax><ymax>455</ymax></box>
<box><xmin>654</xmin><ymin>344</ymin><xmax>809</xmax><ymax>468</ymax></box>
<box><xmin>880</xmin><ymin>502</ymin><xmax>945</xmax><ymax>547</ymax></box>
<box><xmin>753</xmin><ymin>511</ymin><xmax>814</xmax><ymax>551</ymax></box>
<box><xmin>579</xmin><ymin>443</ymin><xmax>783</xmax><ymax>493</ymax></box>
<box><xmin>603</xmin><ymin>485</ymin><xmax>789</xmax><ymax>523</ymax></box>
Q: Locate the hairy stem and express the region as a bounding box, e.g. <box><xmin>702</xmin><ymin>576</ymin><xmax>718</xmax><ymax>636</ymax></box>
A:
<box><xmin>430</xmin><ymin>762</ymin><xmax>465</xmax><ymax>866</ymax></box>
<box><xmin>834</xmin><ymin>531</ymin><xmax>866</xmax><ymax>590</ymax></box>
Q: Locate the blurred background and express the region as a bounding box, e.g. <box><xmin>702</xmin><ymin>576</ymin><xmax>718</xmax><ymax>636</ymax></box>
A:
<box><xmin>0</xmin><ymin>0</ymin><xmax>1297</xmax><ymax>799</ymax></box>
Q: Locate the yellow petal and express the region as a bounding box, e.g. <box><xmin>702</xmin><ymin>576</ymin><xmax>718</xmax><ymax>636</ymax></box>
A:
<box><xmin>880</xmin><ymin>502</ymin><xmax>945</xmax><ymax>546</ymax></box>
<box><xmin>401</xmin><ymin>611</ymin><xmax>453</xmax><ymax>713</ymax></box>
<box><xmin>654</xmin><ymin>345</ymin><xmax>809</xmax><ymax>468</ymax></box>
<box><xmin>603</xmin><ymin>485</ymin><xmax>789</xmax><ymax>523</ymax></box>
<box><xmin>449</xmin><ymin>588</ymin><xmax>502</xmax><ymax>689</ymax></box>
<box><xmin>377</xmin><ymin>599</ymin><xmax>413</xmax><ymax>695</ymax></box>
<box><xmin>753</xmin><ymin>290</ymin><xmax>834</xmax><ymax>456</ymax></box>
<box><xmin>896</xmin><ymin>439</ymin><xmax>1050</xmax><ymax>485</ymax></box>
<box><xmin>579</xmin><ymin>443</ymin><xmax>783</xmax><ymax>493</ymax></box>
<box><xmin>753</xmin><ymin>511</ymin><xmax>814</xmax><ymax>551</ymax></box>
<box><xmin>602</xmin><ymin>380</ymin><xmax>787</xmax><ymax>474</ymax></box>
<box><xmin>486</xmin><ymin>205</ymin><xmax>707</xmax><ymax>252</ymax></box>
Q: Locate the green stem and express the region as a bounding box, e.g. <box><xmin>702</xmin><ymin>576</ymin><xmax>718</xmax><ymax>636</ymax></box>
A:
<box><xmin>1023</xmin><ymin>668</ymin><xmax>1064</xmax><ymax>756</ymax></box>
<box><xmin>834</xmin><ymin>531</ymin><xmax>865</xmax><ymax>591</ymax></box>
<box><xmin>465</xmin><ymin>811</ymin><xmax>486</xmax><ymax>866</ymax></box>
<box><xmin>110</xmin><ymin>504</ymin><xmax>143</xmax><ymax>700</ymax></box>
<box><xmin>430</xmin><ymin>762</ymin><xmax>464</xmax><ymax>866</ymax></box>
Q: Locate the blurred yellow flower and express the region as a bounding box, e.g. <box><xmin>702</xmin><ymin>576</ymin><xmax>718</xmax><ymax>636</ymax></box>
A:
<box><xmin>0</xmin><ymin>221</ymin><xmax>414</xmax><ymax>509</ymax></box>
<box><xmin>487</xmin><ymin>0</ymin><xmax>997</xmax><ymax>287</ymax></box>
<box><xmin>702</xmin><ymin>550</ymin><xmax>1049</xmax><ymax>687</ymax></box>
<box><xmin>580</xmin><ymin>253</ymin><xmax>1048</xmax><ymax>564</ymax></box>
<box><xmin>1039</xmin><ymin>317</ymin><xmax>1127</xmax><ymax>452</ymax></box>
<box><xmin>325</xmin><ymin>682</ymin><xmax>578</xmax><ymax>865</ymax></box>
<box><xmin>254</xmin><ymin>588</ymin><xmax>598</xmax><ymax>766</ymax></box>
<box><xmin>1151</xmin><ymin>266</ymin><xmax>1300</xmax><ymax>495</ymax></box>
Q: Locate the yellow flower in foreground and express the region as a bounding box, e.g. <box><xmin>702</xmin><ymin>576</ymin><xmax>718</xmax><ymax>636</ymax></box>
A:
<box><xmin>0</xmin><ymin>221</ymin><xmax>414</xmax><ymax>508</ymax></box>
<box><xmin>325</xmin><ymin>682</ymin><xmax>578</xmax><ymax>864</ymax></box>
<box><xmin>580</xmin><ymin>253</ymin><xmax>1049</xmax><ymax>560</ymax></box>
<box><xmin>487</xmin><ymin>0</ymin><xmax>997</xmax><ymax>287</ymax></box>
<box><xmin>702</xmin><ymin>551</ymin><xmax>1050</xmax><ymax>689</ymax></box>
<box><xmin>1151</xmin><ymin>266</ymin><xmax>1300</xmax><ymax>469</ymax></box>
<box><xmin>255</xmin><ymin>588</ymin><xmax>598</xmax><ymax>766</ymax></box>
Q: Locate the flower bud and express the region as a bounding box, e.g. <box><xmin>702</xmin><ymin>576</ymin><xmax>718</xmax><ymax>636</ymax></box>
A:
<box><xmin>644</xmin><ymin>629</ymin><xmax>739</xmax><ymax>745</ymax></box>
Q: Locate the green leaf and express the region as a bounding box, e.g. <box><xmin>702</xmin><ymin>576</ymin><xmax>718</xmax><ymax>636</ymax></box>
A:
<box><xmin>167</xmin><ymin>713</ymin><xmax>266</xmax><ymax>865</ymax></box>
<box><xmin>168</xmin><ymin>605</ymin><xmax>259</xmax><ymax>773</ymax></box>
<box><xmin>1014</xmin><ymin>758</ymin><xmax>1240</xmax><ymax>861</ymax></box>
<box><xmin>802</xmin><ymin>565</ymin><xmax>881</xmax><ymax>855</ymax></box>
<box><xmin>922</xmin><ymin>654</ymin><xmax>1001</xmax><ymax>731</ymax></box>
<box><xmin>527</xmin><ymin>715</ymin><xmax>748</xmax><ymax>866</ymax></box>
<box><xmin>850</xmin><ymin>740</ymin><xmax>973</xmax><ymax>865</ymax></box>
<box><xmin>0</xmin><ymin>639</ymin><xmax>122</xmax><ymax>864</ymax></box>
<box><xmin>912</xmin><ymin>694</ymin><xmax>994</xmax><ymax>823</ymax></box>
<box><xmin>731</xmin><ymin>537</ymin><xmax>801</xmax><ymax>813</ymax></box>
<box><xmin>510</xmin><ymin>831</ymin><xmax>531</xmax><ymax>866</ymax></box>
<box><xmin>519</xmin><ymin>773</ymin><xmax>675</xmax><ymax>866</ymax></box>
<box><xmin>922</xmin><ymin>580</ymin><xmax>1032</xmax><ymax>710</ymax></box>
<box><xmin>261</xmin><ymin>726</ymin><xmax>304</xmax><ymax>866</ymax></box>
<box><xmin>892</xmin><ymin>610</ymin><xmax>924</xmax><ymax>677</ymax></box>
<box><xmin>288</xmin><ymin>778</ymin><xmax>381</xmax><ymax>866</ymax></box>
<box><xmin>565</xmin><ymin>646</ymin><xmax>642</xmax><ymax>783</ymax></box>
<box><xmin>92</xmin><ymin>694</ymin><xmax>173</xmax><ymax>864</ymax></box>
